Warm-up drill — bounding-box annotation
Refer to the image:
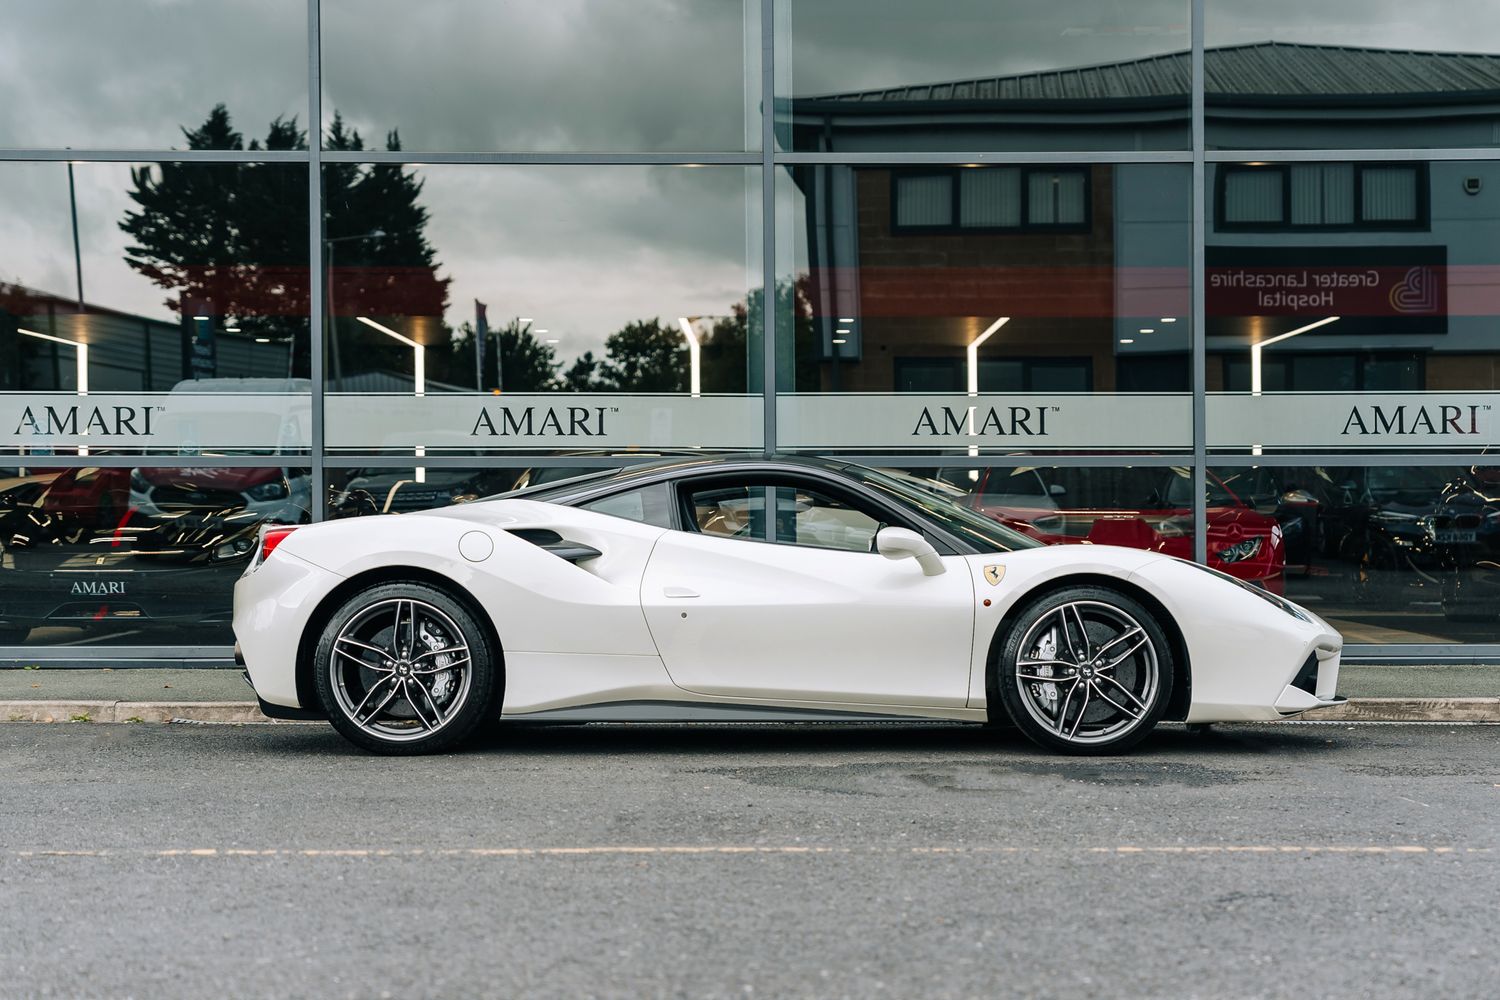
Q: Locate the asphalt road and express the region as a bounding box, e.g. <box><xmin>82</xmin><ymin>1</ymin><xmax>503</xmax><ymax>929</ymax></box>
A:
<box><xmin>2</xmin><ymin>721</ymin><xmax>1497</xmax><ymax>1000</ymax></box>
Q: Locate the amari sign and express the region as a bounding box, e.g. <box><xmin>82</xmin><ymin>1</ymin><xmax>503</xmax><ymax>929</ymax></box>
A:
<box><xmin>1207</xmin><ymin>393</ymin><xmax>1500</xmax><ymax>449</ymax></box>
<box><xmin>325</xmin><ymin>394</ymin><xmax>763</xmax><ymax>450</ymax></box>
<box><xmin>777</xmin><ymin>394</ymin><xmax>1192</xmax><ymax>450</ymax></box>
<box><xmin>1</xmin><ymin>392</ymin><xmax>309</xmax><ymax>452</ymax></box>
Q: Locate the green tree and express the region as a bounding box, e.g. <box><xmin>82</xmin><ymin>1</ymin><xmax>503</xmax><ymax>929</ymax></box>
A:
<box><xmin>594</xmin><ymin>318</ymin><xmax>689</xmax><ymax>392</ymax></box>
<box><xmin>452</xmin><ymin>318</ymin><xmax>559</xmax><ymax>391</ymax></box>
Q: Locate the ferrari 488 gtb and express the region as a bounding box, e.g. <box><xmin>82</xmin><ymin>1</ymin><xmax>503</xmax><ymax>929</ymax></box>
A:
<box><xmin>234</xmin><ymin>458</ymin><xmax>1344</xmax><ymax>755</ymax></box>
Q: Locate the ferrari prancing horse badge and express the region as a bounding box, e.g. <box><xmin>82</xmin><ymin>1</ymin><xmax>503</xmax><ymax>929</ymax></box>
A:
<box><xmin>983</xmin><ymin>564</ymin><xmax>1005</xmax><ymax>586</ymax></box>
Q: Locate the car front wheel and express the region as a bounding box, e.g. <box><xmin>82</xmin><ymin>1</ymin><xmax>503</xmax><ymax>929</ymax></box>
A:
<box><xmin>995</xmin><ymin>586</ymin><xmax>1173</xmax><ymax>755</ymax></box>
<box><xmin>314</xmin><ymin>582</ymin><xmax>499</xmax><ymax>755</ymax></box>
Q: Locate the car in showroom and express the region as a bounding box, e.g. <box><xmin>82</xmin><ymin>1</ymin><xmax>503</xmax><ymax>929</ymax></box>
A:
<box><xmin>951</xmin><ymin>466</ymin><xmax>1288</xmax><ymax>593</ymax></box>
<box><xmin>234</xmin><ymin>457</ymin><xmax>1344</xmax><ymax>756</ymax></box>
<box><xmin>0</xmin><ymin>465</ymin><xmax>306</xmax><ymax>644</ymax></box>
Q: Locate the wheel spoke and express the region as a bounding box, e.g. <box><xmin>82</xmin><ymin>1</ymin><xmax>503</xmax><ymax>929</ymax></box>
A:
<box><xmin>1099</xmin><ymin>634</ymin><xmax>1150</xmax><ymax>670</ymax></box>
<box><xmin>1093</xmin><ymin>626</ymin><xmax>1144</xmax><ymax>662</ymax></box>
<box><xmin>353</xmin><ymin>675</ymin><xmax>401</xmax><ymax>724</ymax></box>
<box><xmin>1090</xmin><ymin>681</ymin><xmax>1144</xmax><ymax>722</ymax></box>
<box><xmin>412</xmin><ymin>643</ymin><xmax>469</xmax><ymax>664</ymax></box>
<box><xmin>1017</xmin><ymin>657</ymin><xmax>1073</xmax><ymax>670</ymax></box>
<box><xmin>1066</xmin><ymin>603</ymin><xmax>1094</xmax><ymax>661</ymax></box>
<box><xmin>334</xmin><ymin>645</ymin><xmax>394</xmax><ymax>672</ymax></box>
<box><xmin>412</xmin><ymin>653</ymin><xmax>470</xmax><ymax>675</ymax></box>
<box><xmin>335</xmin><ymin>635</ymin><xmax>394</xmax><ymax>662</ymax></box>
<box><xmin>403</xmin><ymin>679</ymin><xmax>439</xmax><ymax>731</ymax></box>
<box><xmin>1097</xmin><ymin>673</ymin><xmax>1148</xmax><ymax>712</ymax></box>
<box><xmin>1018</xmin><ymin>671</ymin><xmax>1072</xmax><ymax>684</ymax></box>
<box><xmin>1067</xmin><ymin>683</ymin><xmax>1092</xmax><ymax>739</ymax></box>
<box><xmin>1052</xmin><ymin>676</ymin><xmax>1082</xmax><ymax>735</ymax></box>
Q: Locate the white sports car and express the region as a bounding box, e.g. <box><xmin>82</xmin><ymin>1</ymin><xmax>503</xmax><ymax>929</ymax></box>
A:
<box><xmin>234</xmin><ymin>457</ymin><xmax>1345</xmax><ymax>755</ymax></box>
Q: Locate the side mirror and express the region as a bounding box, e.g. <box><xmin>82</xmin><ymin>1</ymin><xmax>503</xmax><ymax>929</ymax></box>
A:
<box><xmin>1048</xmin><ymin>483</ymin><xmax>1067</xmax><ymax>497</ymax></box>
<box><xmin>876</xmin><ymin>526</ymin><xmax>946</xmax><ymax>576</ymax></box>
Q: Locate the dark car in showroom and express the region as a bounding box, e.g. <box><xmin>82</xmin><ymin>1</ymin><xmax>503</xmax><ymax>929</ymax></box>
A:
<box><xmin>0</xmin><ymin>466</ymin><xmax>306</xmax><ymax>643</ymax></box>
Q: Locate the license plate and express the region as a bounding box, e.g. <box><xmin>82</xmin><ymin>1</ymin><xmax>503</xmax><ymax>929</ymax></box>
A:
<box><xmin>1435</xmin><ymin>530</ymin><xmax>1477</xmax><ymax>544</ymax></box>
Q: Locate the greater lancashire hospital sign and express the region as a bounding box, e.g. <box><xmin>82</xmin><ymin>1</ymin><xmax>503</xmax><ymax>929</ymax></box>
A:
<box><xmin>5</xmin><ymin>391</ymin><xmax>1497</xmax><ymax>453</ymax></box>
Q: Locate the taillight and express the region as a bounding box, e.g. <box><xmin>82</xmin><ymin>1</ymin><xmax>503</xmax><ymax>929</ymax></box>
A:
<box><xmin>259</xmin><ymin>525</ymin><xmax>299</xmax><ymax>563</ymax></box>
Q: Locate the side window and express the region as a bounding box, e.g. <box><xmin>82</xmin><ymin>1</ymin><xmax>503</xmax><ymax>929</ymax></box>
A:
<box><xmin>683</xmin><ymin>480</ymin><xmax>885</xmax><ymax>553</ymax></box>
<box><xmin>580</xmin><ymin>483</ymin><xmax>673</xmax><ymax>528</ymax></box>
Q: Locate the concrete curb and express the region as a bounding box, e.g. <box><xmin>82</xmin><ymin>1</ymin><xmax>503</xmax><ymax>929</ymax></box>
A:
<box><xmin>0</xmin><ymin>698</ymin><xmax>1497</xmax><ymax>725</ymax></box>
<box><xmin>1</xmin><ymin>701</ymin><xmax>281</xmax><ymax>724</ymax></box>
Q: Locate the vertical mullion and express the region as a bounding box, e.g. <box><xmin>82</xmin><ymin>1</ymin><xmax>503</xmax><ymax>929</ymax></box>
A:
<box><xmin>1191</xmin><ymin>0</ymin><xmax>1208</xmax><ymax>564</ymax></box>
<box><xmin>307</xmin><ymin>0</ymin><xmax>325</xmax><ymax>522</ymax></box>
<box><xmin>761</xmin><ymin>0</ymin><xmax>777</xmax><ymax>456</ymax></box>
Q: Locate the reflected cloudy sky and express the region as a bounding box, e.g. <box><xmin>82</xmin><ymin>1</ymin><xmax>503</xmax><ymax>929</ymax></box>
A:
<box><xmin>4</xmin><ymin>0</ymin><xmax>1500</xmax><ymax>362</ymax></box>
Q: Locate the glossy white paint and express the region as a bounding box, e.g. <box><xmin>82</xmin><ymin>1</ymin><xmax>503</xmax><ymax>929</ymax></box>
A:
<box><xmin>233</xmin><ymin>493</ymin><xmax>1343</xmax><ymax>727</ymax></box>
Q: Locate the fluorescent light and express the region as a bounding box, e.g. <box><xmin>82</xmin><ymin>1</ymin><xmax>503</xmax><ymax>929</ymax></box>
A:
<box><xmin>835</xmin><ymin>328</ymin><xmax>851</xmax><ymax>335</ymax></box>
<box><xmin>677</xmin><ymin>317</ymin><xmax>702</xmax><ymax>397</ymax></box>
<box><xmin>1160</xmin><ymin>317</ymin><xmax>1177</xmax><ymax>323</ymax></box>
<box><xmin>546</xmin><ymin>339</ymin><xmax>559</xmax><ymax>344</ymax></box>
<box><xmin>535</xmin><ymin>329</ymin><xmax>548</xmax><ymax>334</ymax></box>
<box><xmin>1119</xmin><ymin>338</ymin><xmax>1135</xmax><ymax>345</ymax></box>
<box><xmin>20</xmin><ymin>327</ymin><xmax>77</xmax><ymax>346</ymax></box>
<box><xmin>254</xmin><ymin>337</ymin><xmax>271</xmax><ymax>343</ymax></box>
<box><xmin>1138</xmin><ymin>328</ymin><xmax>1154</xmax><ymax>334</ymax></box>
<box><xmin>1250</xmin><ymin>316</ymin><xmax>1341</xmax><ymax>455</ymax></box>
<box><xmin>518</xmin><ymin>317</ymin><xmax>534</xmax><ymax>323</ymax></box>
<box><xmin>225</xmin><ymin>326</ymin><xmax>241</xmax><ymax>333</ymax></box>
<box><xmin>193</xmin><ymin>315</ymin><xmax>210</xmax><ymax>321</ymax></box>
<box><xmin>838</xmin><ymin>317</ymin><xmax>855</xmax><ymax>323</ymax></box>
<box><xmin>831</xmin><ymin>338</ymin><xmax>847</xmax><ymax>345</ymax></box>
<box><xmin>965</xmin><ymin>317</ymin><xmax>1010</xmax><ymax>395</ymax></box>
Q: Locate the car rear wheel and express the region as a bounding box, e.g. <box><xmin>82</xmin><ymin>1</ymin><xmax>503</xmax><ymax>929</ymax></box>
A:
<box><xmin>314</xmin><ymin>582</ymin><xmax>499</xmax><ymax>755</ymax></box>
<box><xmin>995</xmin><ymin>586</ymin><xmax>1173</xmax><ymax>755</ymax></box>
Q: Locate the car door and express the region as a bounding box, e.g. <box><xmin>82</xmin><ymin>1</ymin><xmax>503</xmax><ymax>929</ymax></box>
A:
<box><xmin>640</xmin><ymin>473</ymin><xmax>975</xmax><ymax>707</ymax></box>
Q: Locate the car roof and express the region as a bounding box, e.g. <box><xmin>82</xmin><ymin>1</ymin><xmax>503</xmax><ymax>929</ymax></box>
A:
<box><xmin>504</xmin><ymin>454</ymin><xmax>854</xmax><ymax>501</ymax></box>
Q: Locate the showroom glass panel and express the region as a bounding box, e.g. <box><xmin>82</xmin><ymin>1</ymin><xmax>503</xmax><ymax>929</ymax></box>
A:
<box><xmin>0</xmin><ymin>161</ymin><xmax>311</xmax><ymax>457</ymax></box>
<box><xmin>1212</xmin><ymin>464</ymin><xmax>1500</xmax><ymax>644</ymax></box>
<box><xmin>1206</xmin><ymin>160</ymin><xmax>1500</xmax><ymax>454</ymax></box>
<box><xmin>320</xmin><ymin>0</ymin><xmax>760</xmax><ymax>153</ymax></box>
<box><xmin>892</xmin><ymin>462</ymin><xmax>1209</xmax><ymax>573</ymax></box>
<box><xmin>0</xmin><ymin>465</ymin><xmax>309</xmax><ymax>648</ymax></box>
<box><xmin>776</xmin><ymin>163</ymin><xmax>1192</xmax><ymax>455</ymax></box>
<box><xmin>321</xmin><ymin>163</ymin><xmax>762</xmax><ymax>456</ymax></box>
<box><xmin>1205</xmin><ymin>0</ymin><xmax>1500</xmax><ymax>149</ymax></box>
<box><xmin>0</xmin><ymin>1</ymin><xmax>306</xmax><ymax>150</ymax></box>
<box><xmin>776</xmin><ymin>0</ymin><xmax>1190</xmax><ymax>152</ymax></box>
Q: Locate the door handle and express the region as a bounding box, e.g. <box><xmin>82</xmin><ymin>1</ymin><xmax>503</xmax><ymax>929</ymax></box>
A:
<box><xmin>663</xmin><ymin>586</ymin><xmax>700</xmax><ymax>598</ymax></box>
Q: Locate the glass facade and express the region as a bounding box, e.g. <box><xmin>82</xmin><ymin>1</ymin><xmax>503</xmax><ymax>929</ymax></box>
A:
<box><xmin>3</xmin><ymin>1</ymin><xmax>1500</xmax><ymax>658</ymax></box>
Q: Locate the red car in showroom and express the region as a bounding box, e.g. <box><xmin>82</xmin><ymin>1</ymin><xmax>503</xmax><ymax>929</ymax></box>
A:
<box><xmin>951</xmin><ymin>465</ymin><xmax>1286</xmax><ymax>593</ymax></box>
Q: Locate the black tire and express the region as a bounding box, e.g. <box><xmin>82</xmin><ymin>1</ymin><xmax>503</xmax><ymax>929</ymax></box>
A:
<box><xmin>994</xmin><ymin>585</ymin><xmax>1173</xmax><ymax>756</ymax></box>
<box><xmin>314</xmin><ymin>581</ymin><xmax>500</xmax><ymax>755</ymax></box>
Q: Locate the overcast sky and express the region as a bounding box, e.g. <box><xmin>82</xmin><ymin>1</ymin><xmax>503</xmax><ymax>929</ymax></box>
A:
<box><xmin>4</xmin><ymin>0</ymin><xmax>1500</xmax><ymax>363</ymax></box>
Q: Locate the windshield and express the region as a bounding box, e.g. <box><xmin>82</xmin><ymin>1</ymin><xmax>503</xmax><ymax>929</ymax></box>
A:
<box><xmin>847</xmin><ymin>466</ymin><xmax>1043</xmax><ymax>553</ymax></box>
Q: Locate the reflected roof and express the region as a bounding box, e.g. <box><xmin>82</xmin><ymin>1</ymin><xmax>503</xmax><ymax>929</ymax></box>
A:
<box><xmin>803</xmin><ymin>42</ymin><xmax>1500</xmax><ymax>106</ymax></box>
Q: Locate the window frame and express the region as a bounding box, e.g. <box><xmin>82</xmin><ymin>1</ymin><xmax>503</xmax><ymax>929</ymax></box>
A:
<box><xmin>1214</xmin><ymin>162</ymin><xmax>1430</xmax><ymax>233</ymax></box>
<box><xmin>672</xmin><ymin>472</ymin><xmax>926</xmax><ymax>553</ymax></box>
<box><xmin>890</xmin><ymin>165</ymin><xmax>1093</xmax><ymax>235</ymax></box>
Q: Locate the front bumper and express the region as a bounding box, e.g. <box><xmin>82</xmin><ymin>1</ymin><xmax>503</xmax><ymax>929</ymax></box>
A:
<box><xmin>1272</xmin><ymin>647</ymin><xmax>1345</xmax><ymax>715</ymax></box>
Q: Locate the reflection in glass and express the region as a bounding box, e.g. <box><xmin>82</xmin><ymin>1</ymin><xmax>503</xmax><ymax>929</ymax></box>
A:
<box><xmin>778</xmin><ymin>163</ymin><xmax>1191</xmax><ymax>394</ymax></box>
<box><xmin>321</xmin><ymin>164</ymin><xmax>761</xmax><ymax>408</ymax></box>
<box><xmin>0</xmin><ymin>1</ymin><xmax>306</xmax><ymax>149</ymax></box>
<box><xmin>321</xmin><ymin>0</ymin><xmax>760</xmax><ymax>152</ymax></box>
<box><xmin>778</xmin><ymin>0</ymin><xmax>1189</xmax><ymax>152</ymax></box>
<box><xmin>0</xmin><ymin>465</ymin><xmax>309</xmax><ymax>646</ymax></box>
<box><xmin>1207</xmin><ymin>161</ymin><xmax>1500</xmax><ymax>397</ymax></box>
<box><xmin>1214</xmin><ymin>464</ymin><xmax>1500</xmax><ymax>644</ymax></box>
<box><xmin>1206</xmin><ymin>0</ymin><xmax>1500</xmax><ymax>149</ymax></box>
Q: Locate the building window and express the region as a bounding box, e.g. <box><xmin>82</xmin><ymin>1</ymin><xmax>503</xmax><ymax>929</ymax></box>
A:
<box><xmin>1217</xmin><ymin>163</ymin><xmax>1426</xmax><ymax>231</ymax></box>
<box><xmin>893</xmin><ymin>356</ymin><xmax>1093</xmax><ymax>392</ymax></box>
<box><xmin>1222</xmin><ymin>352</ymin><xmax>1424</xmax><ymax>392</ymax></box>
<box><xmin>892</xmin><ymin>166</ymin><xmax>1090</xmax><ymax>233</ymax></box>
